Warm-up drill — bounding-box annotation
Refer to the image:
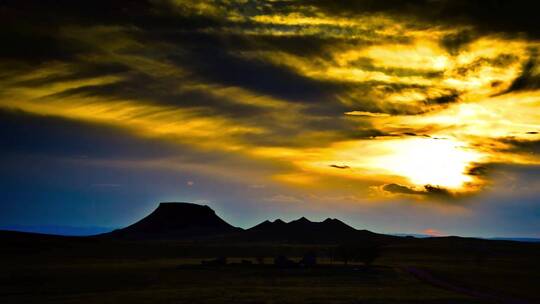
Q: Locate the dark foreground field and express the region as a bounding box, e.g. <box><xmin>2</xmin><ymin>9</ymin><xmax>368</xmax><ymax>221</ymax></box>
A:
<box><xmin>1</xmin><ymin>232</ymin><xmax>539</xmax><ymax>304</ymax></box>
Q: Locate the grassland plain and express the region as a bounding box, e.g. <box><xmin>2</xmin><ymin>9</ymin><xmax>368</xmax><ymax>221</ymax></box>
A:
<box><xmin>2</xmin><ymin>235</ymin><xmax>539</xmax><ymax>304</ymax></box>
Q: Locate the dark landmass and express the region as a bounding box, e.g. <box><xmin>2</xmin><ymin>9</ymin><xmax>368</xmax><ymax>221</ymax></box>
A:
<box><xmin>99</xmin><ymin>202</ymin><xmax>397</xmax><ymax>244</ymax></box>
<box><xmin>489</xmin><ymin>237</ymin><xmax>540</xmax><ymax>243</ymax></box>
<box><xmin>243</xmin><ymin>216</ymin><xmax>396</xmax><ymax>244</ymax></box>
<box><xmin>0</xmin><ymin>225</ymin><xmax>115</xmax><ymax>236</ymax></box>
<box><xmin>102</xmin><ymin>202</ymin><xmax>241</xmax><ymax>240</ymax></box>
<box><xmin>1</xmin><ymin>202</ymin><xmax>539</xmax><ymax>304</ymax></box>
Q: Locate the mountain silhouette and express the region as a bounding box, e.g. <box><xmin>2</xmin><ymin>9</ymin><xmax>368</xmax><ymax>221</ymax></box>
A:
<box><xmin>243</xmin><ymin>216</ymin><xmax>394</xmax><ymax>243</ymax></box>
<box><xmin>103</xmin><ymin>202</ymin><xmax>242</xmax><ymax>239</ymax></box>
<box><xmin>98</xmin><ymin>202</ymin><xmax>397</xmax><ymax>243</ymax></box>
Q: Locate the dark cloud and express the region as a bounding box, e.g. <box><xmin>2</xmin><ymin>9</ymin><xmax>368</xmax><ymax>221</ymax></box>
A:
<box><xmin>14</xmin><ymin>63</ymin><xmax>130</xmax><ymax>88</ymax></box>
<box><xmin>424</xmin><ymin>91</ymin><xmax>461</xmax><ymax>105</ymax></box>
<box><xmin>457</xmin><ymin>54</ymin><xmax>520</xmax><ymax>80</ymax></box>
<box><xmin>303</xmin><ymin>0</ymin><xmax>540</xmax><ymax>38</ymax></box>
<box><xmin>497</xmin><ymin>137</ymin><xmax>540</xmax><ymax>155</ymax></box>
<box><xmin>383</xmin><ymin>184</ymin><xmax>425</xmax><ymax>194</ymax></box>
<box><xmin>0</xmin><ymin>108</ymin><xmax>180</xmax><ymax>159</ymax></box>
<box><xmin>45</xmin><ymin>73</ymin><xmax>267</xmax><ymax>118</ymax></box>
<box><xmin>383</xmin><ymin>183</ymin><xmax>424</xmax><ymax>195</ymax></box>
<box><xmin>349</xmin><ymin>58</ymin><xmax>444</xmax><ymax>79</ymax></box>
<box><xmin>440</xmin><ymin>30</ymin><xmax>477</xmax><ymax>55</ymax></box>
<box><xmin>402</xmin><ymin>133</ymin><xmax>430</xmax><ymax>138</ymax></box>
<box><xmin>329</xmin><ymin>164</ymin><xmax>350</xmax><ymax>169</ymax></box>
<box><xmin>0</xmin><ymin>107</ymin><xmax>296</xmax><ymax>171</ymax></box>
<box><xmin>223</xmin><ymin>33</ymin><xmax>343</xmax><ymax>58</ymax></box>
<box><xmin>383</xmin><ymin>183</ymin><xmax>453</xmax><ymax>198</ymax></box>
<box><xmin>161</xmin><ymin>32</ymin><xmax>343</xmax><ymax>104</ymax></box>
<box><xmin>505</xmin><ymin>55</ymin><xmax>540</xmax><ymax>93</ymax></box>
<box><xmin>0</xmin><ymin>0</ymin><xmax>154</xmax><ymax>26</ymax></box>
<box><xmin>423</xmin><ymin>185</ymin><xmax>453</xmax><ymax>198</ymax></box>
<box><xmin>352</xmin><ymin>83</ymin><xmax>459</xmax><ymax>116</ymax></box>
<box><xmin>0</xmin><ymin>26</ymin><xmax>84</xmax><ymax>64</ymax></box>
<box><xmin>0</xmin><ymin>1</ymin><xmax>157</xmax><ymax>62</ymax></box>
<box><xmin>467</xmin><ymin>165</ymin><xmax>489</xmax><ymax>177</ymax></box>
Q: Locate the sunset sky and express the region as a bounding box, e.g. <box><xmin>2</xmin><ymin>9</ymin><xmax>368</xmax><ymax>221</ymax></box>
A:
<box><xmin>1</xmin><ymin>0</ymin><xmax>539</xmax><ymax>237</ymax></box>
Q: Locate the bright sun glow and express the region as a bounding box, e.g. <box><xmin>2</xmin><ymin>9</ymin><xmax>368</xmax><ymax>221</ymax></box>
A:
<box><xmin>294</xmin><ymin>137</ymin><xmax>486</xmax><ymax>192</ymax></box>
<box><xmin>375</xmin><ymin>138</ymin><xmax>485</xmax><ymax>189</ymax></box>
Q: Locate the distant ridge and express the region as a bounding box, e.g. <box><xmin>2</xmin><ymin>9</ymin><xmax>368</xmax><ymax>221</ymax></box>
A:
<box><xmin>103</xmin><ymin>202</ymin><xmax>242</xmax><ymax>239</ymax></box>
<box><xmin>0</xmin><ymin>225</ymin><xmax>114</xmax><ymax>236</ymax></box>
<box><xmin>243</xmin><ymin>216</ymin><xmax>395</xmax><ymax>243</ymax></box>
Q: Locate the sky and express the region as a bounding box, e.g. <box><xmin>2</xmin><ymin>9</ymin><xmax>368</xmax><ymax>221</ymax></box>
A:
<box><xmin>1</xmin><ymin>0</ymin><xmax>539</xmax><ymax>237</ymax></box>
